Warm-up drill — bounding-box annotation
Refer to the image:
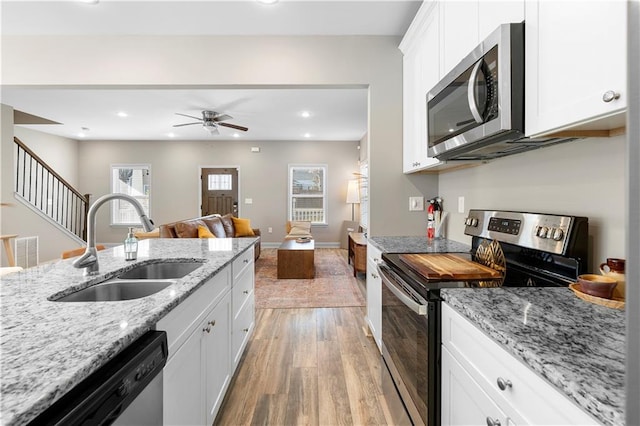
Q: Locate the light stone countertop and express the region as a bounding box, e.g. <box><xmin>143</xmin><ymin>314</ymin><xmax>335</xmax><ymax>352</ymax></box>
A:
<box><xmin>442</xmin><ymin>287</ymin><xmax>625</xmax><ymax>426</ymax></box>
<box><xmin>0</xmin><ymin>237</ymin><xmax>258</xmax><ymax>426</ymax></box>
<box><xmin>368</xmin><ymin>235</ymin><xmax>472</xmax><ymax>254</ymax></box>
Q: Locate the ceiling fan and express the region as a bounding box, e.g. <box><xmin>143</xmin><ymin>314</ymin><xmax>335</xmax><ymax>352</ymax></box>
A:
<box><xmin>173</xmin><ymin>110</ymin><xmax>249</xmax><ymax>135</ymax></box>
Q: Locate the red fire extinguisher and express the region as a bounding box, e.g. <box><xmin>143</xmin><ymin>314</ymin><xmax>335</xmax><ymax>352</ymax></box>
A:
<box><xmin>427</xmin><ymin>199</ymin><xmax>435</xmax><ymax>239</ymax></box>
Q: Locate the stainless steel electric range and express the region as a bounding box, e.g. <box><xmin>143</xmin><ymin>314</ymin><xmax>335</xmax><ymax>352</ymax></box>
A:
<box><xmin>377</xmin><ymin>209</ymin><xmax>589</xmax><ymax>426</ymax></box>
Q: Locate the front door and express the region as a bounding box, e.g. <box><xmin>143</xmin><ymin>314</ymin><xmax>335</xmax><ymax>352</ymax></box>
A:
<box><xmin>201</xmin><ymin>168</ymin><xmax>239</xmax><ymax>216</ymax></box>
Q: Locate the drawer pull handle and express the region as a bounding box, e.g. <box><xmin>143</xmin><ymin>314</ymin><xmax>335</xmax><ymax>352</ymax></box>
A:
<box><xmin>243</xmin><ymin>328</ymin><xmax>249</xmax><ymax>332</ymax></box>
<box><xmin>486</xmin><ymin>417</ymin><xmax>501</xmax><ymax>426</ymax></box>
<box><xmin>243</xmin><ymin>259</ymin><xmax>249</xmax><ymax>263</ymax></box>
<box><xmin>602</xmin><ymin>90</ymin><xmax>620</xmax><ymax>102</ymax></box>
<box><xmin>371</xmin><ymin>273</ymin><xmax>379</xmax><ymax>279</ymax></box>
<box><xmin>243</xmin><ymin>290</ymin><xmax>249</xmax><ymax>294</ymax></box>
<box><xmin>496</xmin><ymin>377</ymin><xmax>512</xmax><ymax>391</ymax></box>
<box><xmin>203</xmin><ymin>320</ymin><xmax>216</xmax><ymax>333</ymax></box>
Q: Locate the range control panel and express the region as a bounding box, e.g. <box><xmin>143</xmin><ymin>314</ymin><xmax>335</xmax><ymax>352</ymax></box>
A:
<box><xmin>463</xmin><ymin>210</ymin><xmax>578</xmax><ymax>255</ymax></box>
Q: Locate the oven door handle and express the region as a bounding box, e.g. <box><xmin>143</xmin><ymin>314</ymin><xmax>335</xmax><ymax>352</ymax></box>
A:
<box><xmin>378</xmin><ymin>264</ymin><xmax>428</xmax><ymax>316</ymax></box>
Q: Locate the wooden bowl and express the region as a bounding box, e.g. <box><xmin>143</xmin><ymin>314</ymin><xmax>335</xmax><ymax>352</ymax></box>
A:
<box><xmin>577</xmin><ymin>274</ymin><xmax>618</xmax><ymax>299</ymax></box>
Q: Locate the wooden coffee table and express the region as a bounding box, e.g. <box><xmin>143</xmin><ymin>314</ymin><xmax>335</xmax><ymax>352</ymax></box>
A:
<box><xmin>277</xmin><ymin>239</ymin><xmax>315</xmax><ymax>279</ymax></box>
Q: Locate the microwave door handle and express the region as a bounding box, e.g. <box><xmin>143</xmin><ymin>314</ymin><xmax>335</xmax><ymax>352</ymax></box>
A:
<box><xmin>379</xmin><ymin>268</ymin><xmax>428</xmax><ymax>315</ymax></box>
<box><xmin>467</xmin><ymin>59</ymin><xmax>484</xmax><ymax>124</ymax></box>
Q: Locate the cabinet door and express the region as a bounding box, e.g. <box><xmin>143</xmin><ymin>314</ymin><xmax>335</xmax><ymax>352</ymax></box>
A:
<box><xmin>163</xmin><ymin>327</ymin><xmax>205</xmax><ymax>426</ymax></box>
<box><xmin>478</xmin><ymin>1</ymin><xmax>524</xmax><ymax>41</ymax></box>
<box><xmin>403</xmin><ymin>5</ymin><xmax>441</xmax><ymax>173</ymax></box>
<box><xmin>525</xmin><ymin>1</ymin><xmax>626</xmax><ymax>136</ymax></box>
<box><xmin>366</xmin><ymin>243</ymin><xmax>382</xmax><ymax>350</ymax></box>
<box><xmin>441</xmin><ymin>346</ymin><xmax>507</xmax><ymax>426</ymax></box>
<box><xmin>204</xmin><ymin>294</ymin><xmax>231</xmax><ymax>426</ymax></box>
<box><xmin>439</xmin><ymin>1</ymin><xmax>479</xmax><ymax>77</ymax></box>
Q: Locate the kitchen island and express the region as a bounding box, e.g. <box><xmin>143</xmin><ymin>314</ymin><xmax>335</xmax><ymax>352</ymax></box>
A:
<box><xmin>0</xmin><ymin>237</ymin><xmax>258</xmax><ymax>426</ymax></box>
<box><xmin>442</xmin><ymin>286</ymin><xmax>625</xmax><ymax>425</ymax></box>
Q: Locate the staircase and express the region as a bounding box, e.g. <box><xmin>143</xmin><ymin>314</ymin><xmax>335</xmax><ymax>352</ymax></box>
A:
<box><xmin>13</xmin><ymin>137</ymin><xmax>89</xmax><ymax>243</ymax></box>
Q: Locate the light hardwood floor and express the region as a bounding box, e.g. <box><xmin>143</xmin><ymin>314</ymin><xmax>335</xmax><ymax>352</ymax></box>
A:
<box><xmin>214</xmin><ymin>306</ymin><xmax>390</xmax><ymax>425</ymax></box>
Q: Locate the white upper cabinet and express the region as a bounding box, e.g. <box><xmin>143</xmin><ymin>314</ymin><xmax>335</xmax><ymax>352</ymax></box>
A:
<box><xmin>478</xmin><ymin>1</ymin><xmax>525</xmax><ymax>41</ymax></box>
<box><xmin>439</xmin><ymin>1</ymin><xmax>479</xmax><ymax>77</ymax></box>
<box><xmin>400</xmin><ymin>0</ymin><xmax>524</xmax><ymax>174</ymax></box>
<box><xmin>525</xmin><ymin>1</ymin><xmax>627</xmax><ymax>137</ymax></box>
<box><xmin>401</xmin><ymin>2</ymin><xmax>441</xmax><ymax>173</ymax></box>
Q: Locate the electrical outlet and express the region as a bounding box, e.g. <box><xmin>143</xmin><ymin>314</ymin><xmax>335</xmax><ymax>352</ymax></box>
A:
<box><xmin>268</xmin><ymin>227</ymin><xmax>273</xmax><ymax>233</ymax></box>
<box><xmin>458</xmin><ymin>196</ymin><xmax>465</xmax><ymax>213</ymax></box>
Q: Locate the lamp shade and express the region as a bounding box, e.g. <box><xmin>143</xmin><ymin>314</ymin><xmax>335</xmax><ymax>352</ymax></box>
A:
<box><xmin>346</xmin><ymin>179</ymin><xmax>360</xmax><ymax>204</ymax></box>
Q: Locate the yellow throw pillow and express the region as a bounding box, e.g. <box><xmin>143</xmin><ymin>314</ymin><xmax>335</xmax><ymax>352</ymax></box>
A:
<box><xmin>197</xmin><ymin>225</ymin><xmax>215</xmax><ymax>239</ymax></box>
<box><xmin>232</xmin><ymin>217</ymin><xmax>255</xmax><ymax>237</ymax></box>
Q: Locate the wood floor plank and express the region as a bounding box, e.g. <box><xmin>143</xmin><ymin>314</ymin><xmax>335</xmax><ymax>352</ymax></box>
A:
<box><xmin>317</xmin><ymin>340</ymin><xmax>354</xmax><ymax>426</ymax></box>
<box><xmin>216</xmin><ymin>303</ymin><xmax>387</xmax><ymax>426</ymax></box>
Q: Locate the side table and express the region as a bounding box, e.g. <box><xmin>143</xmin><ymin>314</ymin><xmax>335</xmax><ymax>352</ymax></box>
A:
<box><xmin>348</xmin><ymin>232</ymin><xmax>367</xmax><ymax>277</ymax></box>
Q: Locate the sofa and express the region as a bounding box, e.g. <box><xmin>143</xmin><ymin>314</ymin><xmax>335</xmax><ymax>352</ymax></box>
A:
<box><xmin>159</xmin><ymin>213</ymin><xmax>261</xmax><ymax>260</ymax></box>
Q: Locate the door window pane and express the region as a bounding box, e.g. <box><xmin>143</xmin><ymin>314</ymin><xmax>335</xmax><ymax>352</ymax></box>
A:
<box><xmin>208</xmin><ymin>174</ymin><xmax>233</xmax><ymax>191</ymax></box>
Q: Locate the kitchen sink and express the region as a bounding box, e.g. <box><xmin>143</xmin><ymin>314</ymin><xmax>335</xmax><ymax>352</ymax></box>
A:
<box><xmin>117</xmin><ymin>261</ymin><xmax>203</xmax><ymax>280</ymax></box>
<box><xmin>55</xmin><ymin>279</ymin><xmax>175</xmax><ymax>302</ymax></box>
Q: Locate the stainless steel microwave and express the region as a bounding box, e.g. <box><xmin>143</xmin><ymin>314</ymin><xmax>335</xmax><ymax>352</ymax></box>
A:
<box><xmin>426</xmin><ymin>23</ymin><xmax>533</xmax><ymax>160</ymax></box>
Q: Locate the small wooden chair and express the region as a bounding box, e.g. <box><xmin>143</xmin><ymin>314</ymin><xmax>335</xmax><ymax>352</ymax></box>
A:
<box><xmin>61</xmin><ymin>244</ymin><xmax>106</xmax><ymax>260</ymax></box>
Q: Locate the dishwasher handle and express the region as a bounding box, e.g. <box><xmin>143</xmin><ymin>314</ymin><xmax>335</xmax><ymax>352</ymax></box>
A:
<box><xmin>378</xmin><ymin>263</ymin><xmax>428</xmax><ymax>316</ymax></box>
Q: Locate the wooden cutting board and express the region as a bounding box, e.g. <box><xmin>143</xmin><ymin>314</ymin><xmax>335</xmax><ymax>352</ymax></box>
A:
<box><xmin>399</xmin><ymin>253</ymin><xmax>502</xmax><ymax>281</ymax></box>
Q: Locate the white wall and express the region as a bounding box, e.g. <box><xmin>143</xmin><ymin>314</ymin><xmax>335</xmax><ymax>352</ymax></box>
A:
<box><xmin>14</xmin><ymin>127</ymin><xmax>80</xmax><ymax>187</ymax></box>
<box><xmin>78</xmin><ymin>139</ymin><xmax>360</xmax><ymax>244</ymax></box>
<box><xmin>437</xmin><ymin>135</ymin><xmax>626</xmax><ymax>272</ymax></box>
<box><xmin>2</xmin><ymin>34</ymin><xmax>438</xmax><ymax>238</ymax></box>
<box><xmin>0</xmin><ymin>107</ymin><xmax>80</xmax><ymax>265</ymax></box>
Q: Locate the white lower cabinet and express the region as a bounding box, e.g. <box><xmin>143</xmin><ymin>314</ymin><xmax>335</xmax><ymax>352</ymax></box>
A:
<box><xmin>441</xmin><ymin>346</ymin><xmax>509</xmax><ymax>426</ymax></box>
<box><xmin>366</xmin><ymin>242</ymin><xmax>382</xmax><ymax>351</ymax></box>
<box><xmin>158</xmin><ymin>246</ymin><xmax>256</xmax><ymax>425</ymax></box>
<box><xmin>441</xmin><ymin>302</ymin><xmax>598</xmax><ymax>425</ymax></box>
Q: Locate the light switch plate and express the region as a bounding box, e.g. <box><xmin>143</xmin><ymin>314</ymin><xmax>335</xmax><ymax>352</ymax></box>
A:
<box><xmin>245</xmin><ymin>198</ymin><xmax>253</xmax><ymax>204</ymax></box>
<box><xmin>458</xmin><ymin>196</ymin><xmax>465</xmax><ymax>213</ymax></box>
<box><xmin>409</xmin><ymin>196</ymin><xmax>424</xmax><ymax>211</ymax></box>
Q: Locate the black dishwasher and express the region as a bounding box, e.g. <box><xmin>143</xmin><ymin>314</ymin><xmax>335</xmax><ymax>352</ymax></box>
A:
<box><xmin>29</xmin><ymin>330</ymin><xmax>167</xmax><ymax>426</ymax></box>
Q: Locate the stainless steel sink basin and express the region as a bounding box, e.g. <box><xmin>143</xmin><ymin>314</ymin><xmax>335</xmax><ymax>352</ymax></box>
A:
<box><xmin>117</xmin><ymin>261</ymin><xmax>203</xmax><ymax>280</ymax></box>
<box><xmin>56</xmin><ymin>279</ymin><xmax>174</xmax><ymax>302</ymax></box>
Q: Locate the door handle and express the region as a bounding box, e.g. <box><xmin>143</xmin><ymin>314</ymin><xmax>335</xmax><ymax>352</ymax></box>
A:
<box><xmin>467</xmin><ymin>59</ymin><xmax>484</xmax><ymax>124</ymax></box>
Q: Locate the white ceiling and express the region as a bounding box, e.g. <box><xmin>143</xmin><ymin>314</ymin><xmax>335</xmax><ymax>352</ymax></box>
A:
<box><xmin>1</xmin><ymin>0</ymin><xmax>421</xmax><ymax>141</ymax></box>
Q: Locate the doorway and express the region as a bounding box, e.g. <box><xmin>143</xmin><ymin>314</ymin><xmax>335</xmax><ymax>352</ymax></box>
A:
<box><xmin>201</xmin><ymin>167</ymin><xmax>239</xmax><ymax>216</ymax></box>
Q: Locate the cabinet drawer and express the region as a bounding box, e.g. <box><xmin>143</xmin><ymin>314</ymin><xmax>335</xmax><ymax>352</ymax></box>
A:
<box><xmin>441</xmin><ymin>303</ymin><xmax>597</xmax><ymax>425</ymax></box>
<box><xmin>232</xmin><ymin>265</ymin><xmax>254</xmax><ymax>319</ymax></box>
<box><xmin>232</xmin><ymin>247</ymin><xmax>254</xmax><ymax>281</ymax></box>
<box><xmin>157</xmin><ymin>267</ymin><xmax>231</xmax><ymax>358</ymax></box>
<box><xmin>232</xmin><ymin>296</ymin><xmax>255</xmax><ymax>370</ymax></box>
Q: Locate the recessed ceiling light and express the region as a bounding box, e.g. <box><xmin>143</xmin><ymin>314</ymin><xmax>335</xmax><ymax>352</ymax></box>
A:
<box><xmin>304</xmin><ymin>133</ymin><xmax>311</xmax><ymax>138</ymax></box>
<box><xmin>233</xmin><ymin>133</ymin><xmax>240</xmax><ymax>138</ymax></box>
<box><xmin>167</xmin><ymin>132</ymin><xmax>176</xmax><ymax>138</ymax></box>
<box><xmin>257</xmin><ymin>0</ymin><xmax>279</xmax><ymax>4</ymax></box>
<box><xmin>78</xmin><ymin>132</ymin><xmax>86</xmax><ymax>138</ymax></box>
<box><xmin>78</xmin><ymin>0</ymin><xmax>99</xmax><ymax>4</ymax></box>
<box><xmin>117</xmin><ymin>111</ymin><xmax>128</xmax><ymax>118</ymax></box>
<box><xmin>300</xmin><ymin>111</ymin><xmax>311</xmax><ymax>118</ymax></box>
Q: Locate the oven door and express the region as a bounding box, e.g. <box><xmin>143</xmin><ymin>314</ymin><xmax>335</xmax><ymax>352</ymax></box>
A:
<box><xmin>379</xmin><ymin>262</ymin><xmax>439</xmax><ymax>426</ymax></box>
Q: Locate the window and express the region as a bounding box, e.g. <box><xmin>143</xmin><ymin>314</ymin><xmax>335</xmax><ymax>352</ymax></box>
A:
<box><xmin>288</xmin><ymin>164</ymin><xmax>327</xmax><ymax>225</ymax></box>
<box><xmin>111</xmin><ymin>164</ymin><xmax>151</xmax><ymax>226</ymax></box>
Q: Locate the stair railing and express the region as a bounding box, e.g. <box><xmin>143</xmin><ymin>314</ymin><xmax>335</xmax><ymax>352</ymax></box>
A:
<box><xmin>14</xmin><ymin>137</ymin><xmax>90</xmax><ymax>241</ymax></box>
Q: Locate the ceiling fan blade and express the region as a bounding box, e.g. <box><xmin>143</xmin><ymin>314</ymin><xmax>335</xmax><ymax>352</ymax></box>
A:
<box><xmin>218</xmin><ymin>122</ymin><xmax>248</xmax><ymax>132</ymax></box>
<box><xmin>175</xmin><ymin>112</ymin><xmax>203</xmax><ymax>121</ymax></box>
<box><xmin>173</xmin><ymin>122</ymin><xmax>201</xmax><ymax>127</ymax></box>
<box><xmin>212</xmin><ymin>113</ymin><xmax>233</xmax><ymax>122</ymax></box>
